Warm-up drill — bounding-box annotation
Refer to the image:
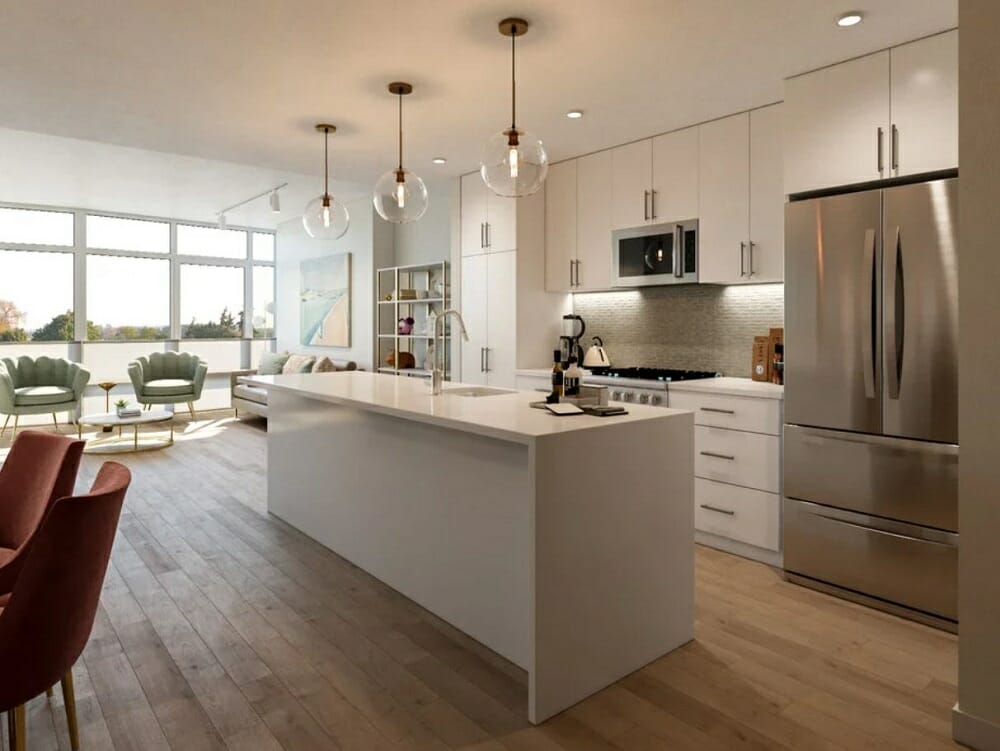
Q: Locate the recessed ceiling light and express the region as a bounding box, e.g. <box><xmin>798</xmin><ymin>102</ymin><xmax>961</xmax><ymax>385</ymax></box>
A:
<box><xmin>566</xmin><ymin>110</ymin><xmax>584</xmax><ymax>119</ymax></box>
<box><xmin>432</xmin><ymin>157</ymin><xmax>447</xmax><ymax>165</ymax></box>
<box><xmin>837</xmin><ymin>11</ymin><xmax>863</xmax><ymax>27</ymax></box>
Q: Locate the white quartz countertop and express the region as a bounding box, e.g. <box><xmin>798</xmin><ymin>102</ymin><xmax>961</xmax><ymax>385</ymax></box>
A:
<box><xmin>668</xmin><ymin>376</ymin><xmax>784</xmax><ymax>400</ymax></box>
<box><xmin>247</xmin><ymin>371</ymin><xmax>690</xmax><ymax>445</ymax></box>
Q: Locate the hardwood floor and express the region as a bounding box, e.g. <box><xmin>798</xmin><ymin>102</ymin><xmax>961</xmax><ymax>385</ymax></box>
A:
<box><xmin>0</xmin><ymin>415</ymin><xmax>962</xmax><ymax>750</ymax></box>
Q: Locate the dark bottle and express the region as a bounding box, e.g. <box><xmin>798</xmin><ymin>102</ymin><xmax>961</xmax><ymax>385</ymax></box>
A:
<box><xmin>550</xmin><ymin>349</ymin><xmax>564</xmax><ymax>400</ymax></box>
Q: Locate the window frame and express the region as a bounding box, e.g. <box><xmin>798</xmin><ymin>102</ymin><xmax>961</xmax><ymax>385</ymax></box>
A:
<box><xmin>0</xmin><ymin>201</ymin><xmax>276</xmax><ymax>343</ymax></box>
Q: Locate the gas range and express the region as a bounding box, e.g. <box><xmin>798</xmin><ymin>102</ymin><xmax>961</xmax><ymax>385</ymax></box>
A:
<box><xmin>583</xmin><ymin>367</ymin><xmax>721</xmax><ymax>406</ymax></box>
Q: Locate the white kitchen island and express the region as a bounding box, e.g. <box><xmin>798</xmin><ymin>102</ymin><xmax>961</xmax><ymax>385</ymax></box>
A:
<box><xmin>250</xmin><ymin>371</ymin><xmax>694</xmax><ymax>724</ymax></box>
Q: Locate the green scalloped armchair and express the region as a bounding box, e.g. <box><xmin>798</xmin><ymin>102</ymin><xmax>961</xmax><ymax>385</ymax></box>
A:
<box><xmin>0</xmin><ymin>356</ymin><xmax>91</xmax><ymax>439</ymax></box>
<box><xmin>127</xmin><ymin>352</ymin><xmax>208</xmax><ymax>418</ymax></box>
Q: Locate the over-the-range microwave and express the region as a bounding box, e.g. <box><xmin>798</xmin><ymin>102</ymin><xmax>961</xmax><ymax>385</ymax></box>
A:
<box><xmin>612</xmin><ymin>220</ymin><xmax>698</xmax><ymax>287</ymax></box>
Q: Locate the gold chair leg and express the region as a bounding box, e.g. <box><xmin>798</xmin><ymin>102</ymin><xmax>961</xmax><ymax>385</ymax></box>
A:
<box><xmin>10</xmin><ymin>415</ymin><xmax>17</xmax><ymax>442</ymax></box>
<box><xmin>62</xmin><ymin>670</ymin><xmax>80</xmax><ymax>751</ymax></box>
<box><xmin>52</xmin><ymin>413</ymin><xmax>59</xmax><ymax>430</ymax></box>
<box><xmin>10</xmin><ymin>704</ymin><xmax>25</xmax><ymax>751</ymax></box>
<box><xmin>0</xmin><ymin>414</ymin><xmax>9</xmax><ymax>438</ymax></box>
<box><xmin>187</xmin><ymin>402</ymin><xmax>195</xmax><ymax>419</ymax></box>
<box><xmin>45</xmin><ymin>685</ymin><xmax>54</xmax><ymax>698</ymax></box>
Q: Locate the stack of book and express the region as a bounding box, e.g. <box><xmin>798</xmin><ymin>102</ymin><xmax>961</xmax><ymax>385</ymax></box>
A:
<box><xmin>116</xmin><ymin>406</ymin><xmax>142</xmax><ymax>418</ymax></box>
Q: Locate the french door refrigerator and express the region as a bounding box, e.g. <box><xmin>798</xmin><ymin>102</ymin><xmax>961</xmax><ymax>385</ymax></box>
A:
<box><xmin>783</xmin><ymin>177</ymin><xmax>958</xmax><ymax>631</ymax></box>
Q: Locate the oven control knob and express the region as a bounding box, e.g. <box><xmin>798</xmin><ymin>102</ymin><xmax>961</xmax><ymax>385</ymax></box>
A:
<box><xmin>649</xmin><ymin>394</ymin><xmax>662</xmax><ymax>405</ymax></box>
<box><xmin>638</xmin><ymin>393</ymin><xmax>650</xmax><ymax>404</ymax></box>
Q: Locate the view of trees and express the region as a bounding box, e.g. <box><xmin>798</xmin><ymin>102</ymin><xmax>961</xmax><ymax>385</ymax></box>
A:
<box><xmin>0</xmin><ymin>299</ymin><xmax>247</xmax><ymax>341</ymax></box>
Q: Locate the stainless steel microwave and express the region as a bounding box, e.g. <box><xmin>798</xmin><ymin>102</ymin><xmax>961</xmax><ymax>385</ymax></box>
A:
<box><xmin>612</xmin><ymin>220</ymin><xmax>698</xmax><ymax>287</ymax></box>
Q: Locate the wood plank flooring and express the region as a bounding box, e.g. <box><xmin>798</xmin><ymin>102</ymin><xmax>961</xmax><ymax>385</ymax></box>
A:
<box><xmin>0</xmin><ymin>415</ymin><xmax>963</xmax><ymax>750</ymax></box>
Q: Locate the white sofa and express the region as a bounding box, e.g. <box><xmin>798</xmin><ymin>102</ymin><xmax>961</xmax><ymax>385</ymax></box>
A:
<box><xmin>231</xmin><ymin>354</ymin><xmax>357</xmax><ymax>419</ymax></box>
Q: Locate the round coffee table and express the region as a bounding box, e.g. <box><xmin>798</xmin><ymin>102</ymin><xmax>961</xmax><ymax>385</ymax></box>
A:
<box><xmin>77</xmin><ymin>410</ymin><xmax>174</xmax><ymax>453</ymax></box>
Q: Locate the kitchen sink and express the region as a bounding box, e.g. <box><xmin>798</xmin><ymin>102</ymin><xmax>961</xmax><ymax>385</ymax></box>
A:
<box><xmin>444</xmin><ymin>386</ymin><xmax>517</xmax><ymax>397</ymax></box>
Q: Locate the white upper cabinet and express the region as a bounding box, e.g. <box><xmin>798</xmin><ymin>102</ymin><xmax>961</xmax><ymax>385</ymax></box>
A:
<box><xmin>652</xmin><ymin>126</ymin><xmax>700</xmax><ymax>222</ymax></box>
<box><xmin>748</xmin><ymin>104</ymin><xmax>785</xmax><ymax>283</ymax></box>
<box><xmin>698</xmin><ymin>113</ymin><xmax>750</xmax><ymax>284</ymax></box>
<box><xmin>544</xmin><ymin>160</ymin><xmax>577</xmax><ymax>293</ymax></box>
<box><xmin>484</xmin><ymin>251</ymin><xmax>517</xmax><ymax>388</ymax></box>
<box><xmin>460</xmin><ymin>172</ymin><xmax>518</xmax><ymax>255</ymax></box>
<box><xmin>575</xmin><ymin>150</ymin><xmax>613</xmax><ymax>291</ymax></box>
<box><xmin>784</xmin><ymin>51</ymin><xmax>891</xmax><ymax>195</ymax></box>
<box><xmin>890</xmin><ymin>30</ymin><xmax>958</xmax><ymax>177</ymax></box>
<box><xmin>611</xmin><ymin>139</ymin><xmax>653</xmax><ymax>229</ymax></box>
<box><xmin>461</xmin><ymin>174</ymin><xmax>490</xmax><ymax>257</ymax></box>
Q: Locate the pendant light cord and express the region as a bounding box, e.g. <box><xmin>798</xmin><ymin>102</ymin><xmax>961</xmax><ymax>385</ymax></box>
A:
<box><xmin>510</xmin><ymin>31</ymin><xmax>517</xmax><ymax>130</ymax></box>
<box><xmin>323</xmin><ymin>127</ymin><xmax>330</xmax><ymax>198</ymax></box>
<box><xmin>398</xmin><ymin>92</ymin><xmax>404</xmax><ymax>171</ymax></box>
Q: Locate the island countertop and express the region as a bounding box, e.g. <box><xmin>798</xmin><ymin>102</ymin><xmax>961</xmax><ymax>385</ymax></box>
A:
<box><xmin>246</xmin><ymin>371</ymin><xmax>690</xmax><ymax>445</ymax></box>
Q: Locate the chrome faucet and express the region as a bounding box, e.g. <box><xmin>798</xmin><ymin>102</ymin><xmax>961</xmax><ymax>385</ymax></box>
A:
<box><xmin>432</xmin><ymin>309</ymin><xmax>470</xmax><ymax>395</ymax></box>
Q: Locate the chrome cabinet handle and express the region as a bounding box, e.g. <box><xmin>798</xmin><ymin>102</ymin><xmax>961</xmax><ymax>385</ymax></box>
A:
<box><xmin>480</xmin><ymin>223</ymin><xmax>484</xmax><ymax>248</ymax></box>
<box><xmin>574</xmin><ymin>260</ymin><xmax>581</xmax><ymax>287</ymax></box>
<box><xmin>877</xmin><ymin>127</ymin><xmax>884</xmax><ymax>175</ymax></box>
<box><xmin>480</xmin><ymin>347</ymin><xmax>486</xmax><ymax>372</ymax></box>
<box><xmin>643</xmin><ymin>190</ymin><xmax>650</xmax><ymax>221</ymax></box>
<box><xmin>569</xmin><ymin>259</ymin><xmax>574</xmax><ymax>288</ymax></box>
<box><xmin>484</xmin><ymin>348</ymin><xmax>490</xmax><ymax>373</ymax></box>
<box><xmin>748</xmin><ymin>241</ymin><xmax>756</xmax><ymax>278</ymax></box>
<box><xmin>700</xmin><ymin>407</ymin><xmax>735</xmax><ymax>414</ymax></box>
<box><xmin>740</xmin><ymin>241</ymin><xmax>747</xmax><ymax>278</ymax></box>
<box><xmin>700</xmin><ymin>451</ymin><xmax>735</xmax><ymax>461</ymax></box>
<box><xmin>485</xmin><ymin>222</ymin><xmax>491</xmax><ymax>248</ymax></box>
<box><xmin>650</xmin><ymin>189</ymin><xmax>657</xmax><ymax>220</ymax></box>
<box><xmin>861</xmin><ymin>228</ymin><xmax>877</xmax><ymax>399</ymax></box>
<box><xmin>700</xmin><ymin>504</ymin><xmax>736</xmax><ymax>516</ymax></box>
<box><xmin>891</xmin><ymin>124</ymin><xmax>899</xmax><ymax>172</ymax></box>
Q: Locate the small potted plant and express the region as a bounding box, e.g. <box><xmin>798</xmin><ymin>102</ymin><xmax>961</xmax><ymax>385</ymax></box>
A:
<box><xmin>115</xmin><ymin>398</ymin><xmax>130</xmax><ymax>417</ymax></box>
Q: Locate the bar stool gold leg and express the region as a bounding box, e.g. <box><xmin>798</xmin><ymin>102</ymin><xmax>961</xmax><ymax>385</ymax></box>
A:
<box><xmin>1</xmin><ymin>414</ymin><xmax>9</xmax><ymax>438</ymax></box>
<box><xmin>11</xmin><ymin>415</ymin><xmax>18</xmax><ymax>441</ymax></box>
<box><xmin>11</xmin><ymin>704</ymin><xmax>25</xmax><ymax>751</ymax></box>
<box><xmin>52</xmin><ymin>413</ymin><xmax>59</xmax><ymax>430</ymax></box>
<box><xmin>134</xmin><ymin>425</ymin><xmax>139</xmax><ymax>451</ymax></box>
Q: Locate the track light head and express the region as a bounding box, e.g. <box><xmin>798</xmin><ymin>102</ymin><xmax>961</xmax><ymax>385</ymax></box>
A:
<box><xmin>269</xmin><ymin>190</ymin><xmax>281</xmax><ymax>214</ymax></box>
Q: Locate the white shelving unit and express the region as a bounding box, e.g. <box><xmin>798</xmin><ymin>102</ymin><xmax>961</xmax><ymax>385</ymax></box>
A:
<box><xmin>375</xmin><ymin>261</ymin><xmax>450</xmax><ymax>379</ymax></box>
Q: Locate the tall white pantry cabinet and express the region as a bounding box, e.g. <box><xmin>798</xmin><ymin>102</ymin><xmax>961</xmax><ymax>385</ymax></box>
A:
<box><xmin>459</xmin><ymin>173</ymin><xmax>570</xmax><ymax>387</ymax></box>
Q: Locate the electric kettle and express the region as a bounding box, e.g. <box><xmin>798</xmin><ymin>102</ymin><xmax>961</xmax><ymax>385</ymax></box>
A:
<box><xmin>583</xmin><ymin>336</ymin><xmax>612</xmax><ymax>373</ymax></box>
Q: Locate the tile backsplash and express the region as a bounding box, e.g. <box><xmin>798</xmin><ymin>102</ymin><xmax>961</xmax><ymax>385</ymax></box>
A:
<box><xmin>572</xmin><ymin>284</ymin><xmax>784</xmax><ymax>377</ymax></box>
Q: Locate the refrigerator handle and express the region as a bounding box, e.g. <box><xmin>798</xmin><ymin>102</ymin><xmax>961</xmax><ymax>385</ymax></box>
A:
<box><xmin>861</xmin><ymin>228</ymin><xmax>877</xmax><ymax>400</ymax></box>
<box><xmin>886</xmin><ymin>227</ymin><xmax>903</xmax><ymax>400</ymax></box>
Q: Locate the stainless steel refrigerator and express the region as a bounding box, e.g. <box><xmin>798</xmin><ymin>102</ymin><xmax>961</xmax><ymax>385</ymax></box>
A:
<box><xmin>783</xmin><ymin>177</ymin><xmax>959</xmax><ymax>631</ymax></box>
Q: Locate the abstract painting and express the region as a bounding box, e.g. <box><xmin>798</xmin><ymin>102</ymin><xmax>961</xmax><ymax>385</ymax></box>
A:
<box><xmin>300</xmin><ymin>253</ymin><xmax>352</xmax><ymax>347</ymax></box>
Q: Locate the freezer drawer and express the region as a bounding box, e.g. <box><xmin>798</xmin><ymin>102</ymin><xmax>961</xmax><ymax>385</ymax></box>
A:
<box><xmin>784</xmin><ymin>425</ymin><xmax>958</xmax><ymax>531</ymax></box>
<box><xmin>783</xmin><ymin>498</ymin><xmax>957</xmax><ymax>622</ymax></box>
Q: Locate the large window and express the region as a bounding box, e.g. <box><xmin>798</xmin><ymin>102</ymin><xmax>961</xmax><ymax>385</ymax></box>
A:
<box><xmin>0</xmin><ymin>205</ymin><xmax>275</xmax><ymax>345</ymax></box>
<box><xmin>0</xmin><ymin>250</ymin><xmax>74</xmax><ymax>341</ymax></box>
<box><xmin>252</xmin><ymin>266</ymin><xmax>274</xmax><ymax>338</ymax></box>
<box><xmin>86</xmin><ymin>215</ymin><xmax>169</xmax><ymax>254</ymax></box>
<box><xmin>181</xmin><ymin>264</ymin><xmax>245</xmax><ymax>338</ymax></box>
<box><xmin>86</xmin><ymin>255</ymin><xmax>170</xmax><ymax>340</ymax></box>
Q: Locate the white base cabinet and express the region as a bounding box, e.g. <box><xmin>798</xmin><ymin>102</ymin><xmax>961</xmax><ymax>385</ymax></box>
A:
<box><xmin>671</xmin><ymin>389</ymin><xmax>783</xmax><ymax>563</ymax></box>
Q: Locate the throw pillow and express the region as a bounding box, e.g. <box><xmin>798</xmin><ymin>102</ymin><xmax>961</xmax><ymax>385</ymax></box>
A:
<box><xmin>312</xmin><ymin>356</ymin><xmax>339</xmax><ymax>373</ymax></box>
<box><xmin>282</xmin><ymin>354</ymin><xmax>316</xmax><ymax>374</ymax></box>
<box><xmin>258</xmin><ymin>350</ymin><xmax>290</xmax><ymax>375</ymax></box>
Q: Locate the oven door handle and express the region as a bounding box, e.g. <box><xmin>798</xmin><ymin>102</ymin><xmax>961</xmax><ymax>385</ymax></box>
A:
<box><xmin>673</xmin><ymin>224</ymin><xmax>684</xmax><ymax>278</ymax></box>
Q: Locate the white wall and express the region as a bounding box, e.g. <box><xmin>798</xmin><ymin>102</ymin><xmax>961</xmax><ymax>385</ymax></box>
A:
<box><xmin>0</xmin><ymin>126</ymin><xmax>354</xmax><ymax>229</ymax></box>
<box><xmin>275</xmin><ymin>196</ymin><xmax>393</xmax><ymax>370</ymax></box>
<box><xmin>955</xmin><ymin>3</ymin><xmax>1000</xmax><ymax>749</ymax></box>
<box><xmin>391</xmin><ymin>180</ymin><xmax>455</xmax><ymax>267</ymax></box>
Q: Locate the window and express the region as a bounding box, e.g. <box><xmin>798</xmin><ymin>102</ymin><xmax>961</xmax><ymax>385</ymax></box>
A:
<box><xmin>0</xmin><ymin>207</ymin><xmax>74</xmax><ymax>247</ymax></box>
<box><xmin>252</xmin><ymin>266</ymin><xmax>274</xmax><ymax>338</ymax></box>
<box><xmin>0</xmin><ymin>250</ymin><xmax>74</xmax><ymax>341</ymax></box>
<box><xmin>176</xmin><ymin>224</ymin><xmax>246</xmax><ymax>259</ymax></box>
<box><xmin>86</xmin><ymin>255</ymin><xmax>170</xmax><ymax>340</ymax></box>
<box><xmin>181</xmin><ymin>264</ymin><xmax>245</xmax><ymax>338</ymax></box>
<box><xmin>86</xmin><ymin>215</ymin><xmax>169</xmax><ymax>254</ymax></box>
<box><xmin>252</xmin><ymin>232</ymin><xmax>275</xmax><ymax>261</ymax></box>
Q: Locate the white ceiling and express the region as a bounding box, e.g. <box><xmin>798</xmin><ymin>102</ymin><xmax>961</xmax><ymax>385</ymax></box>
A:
<box><xmin>0</xmin><ymin>0</ymin><xmax>956</xmax><ymax>185</ymax></box>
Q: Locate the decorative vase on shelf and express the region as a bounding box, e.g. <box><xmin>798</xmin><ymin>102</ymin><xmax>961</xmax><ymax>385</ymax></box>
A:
<box><xmin>423</xmin><ymin>342</ymin><xmax>435</xmax><ymax>371</ymax></box>
<box><xmin>424</xmin><ymin>310</ymin><xmax>437</xmax><ymax>336</ymax></box>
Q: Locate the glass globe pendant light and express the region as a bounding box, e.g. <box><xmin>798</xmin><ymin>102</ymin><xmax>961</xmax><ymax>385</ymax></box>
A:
<box><xmin>374</xmin><ymin>82</ymin><xmax>429</xmax><ymax>223</ymax></box>
<box><xmin>302</xmin><ymin>124</ymin><xmax>350</xmax><ymax>240</ymax></box>
<box><xmin>480</xmin><ymin>17</ymin><xmax>548</xmax><ymax>198</ymax></box>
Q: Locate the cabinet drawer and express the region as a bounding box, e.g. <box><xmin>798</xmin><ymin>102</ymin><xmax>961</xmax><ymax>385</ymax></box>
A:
<box><xmin>695</xmin><ymin>426</ymin><xmax>780</xmax><ymax>493</ymax></box>
<box><xmin>670</xmin><ymin>391</ymin><xmax>781</xmax><ymax>435</ymax></box>
<box><xmin>694</xmin><ymin>478</ymin><xmax>780</xmax><ymax>552</ymax></box>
